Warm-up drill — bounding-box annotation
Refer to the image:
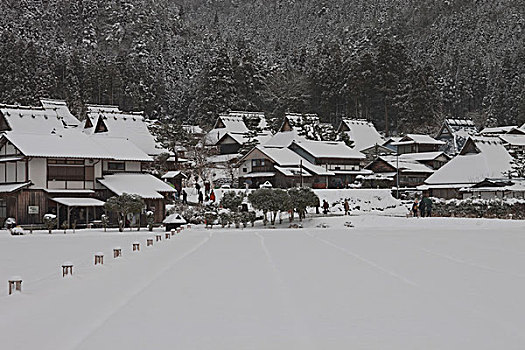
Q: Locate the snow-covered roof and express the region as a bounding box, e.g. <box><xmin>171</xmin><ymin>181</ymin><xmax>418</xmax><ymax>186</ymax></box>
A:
<box><xmin>339</xmin><ymin>119</ymin><xmax>385</xmax><ymax>151</ymax></box>
<box><xmin>274</xmin><ymin>166</ymin><xmax>312</xmax><ymax>177</ymax></box>
<box><xmin>291</xmin><ymin>139</ymin><xmax>366</xmax><ymax>159</ymax></box>
<box><xmin>163</xmin><ymin>213</ymin><xmax>187</xmax><ymax>224</ymax></box>
<box><xmin>284</xmin><ymin>113</ymin><xmax>320</xmax><ymax>126</ymax></box>
<box><xmin>2</xmin><ymin>131</ymin><xmax>152</xmax><ymax>161</ymax></box>
<box><xmin>393</xmin><ymin>134</ymin><xmax>445</xmax><ymax>146</ymax></box>
<box><xmin>377</xmin><ymin>156</ymin><xmax>435</xmax><ymax>174</ymax></box>
<box><xmin>223</xmin><ymin>111</ymin><xmax>267</xmax><ymax>129</ymax></box>
<box><xmin>0</xmin><ymin>182</ymin><xmax>31</xmax><ymax>193</ymax></box>
<box><xmin>51</xmin><ymin>197</ymin><xmax>105</xmax><ymax>207</ymax></box>
<box><xmin>262</xmin><ymin>130</ymin><xmax>306</xmax><ymax>148</ymax></box>
<box><xmin>445</xmin><ymin>119</ymin><xmax>476</xmax><ymax>128</ymax></box>
<box><xmin>98</xmin><ymin>173</ymin><xmax>176</xmax><ymax>199</ymax></box>
<box><xmin>182</xmin><ymin>125</ymin><xmax>204</xmax><ymax>134</ymax></box>
<box><xmin>480</xmin><ymin>126</ymin><xmax>518</xmax><ymax>135</ymax></box>
<box><xmin>85</xmin><ymin>105</ymin><xmax>165</xmax><ymax>156</ymax></box>
<box><xmin>0</xmin><ymin>104</ymin><xmax>70</xmax><ymax>133</ymax></box>
<box><xmin>256</xmin><ymin>146</ymin><xmax>334</xmax><ymax>176</ymax></box>
<box><xmin>40</xmin><ymin>99</ymin><xmax>81</xmax><ymax>127</ymax></box>
<box><xmin>217</xmin><ymin>131</ymin><xmax>272</xmax><ymax>146</ymax></box>
<box><xmin>398</xmin><ymin>152</ymin><xmax>449</xmax><ymax>162</ymax></box>
<box><xmin>498</xmin><ymin>134</ymin><xmax>525</xmax><ymax>146</ymax></box>
<box><xmin>425</xmin><ymin>137</ymin><xmax>512</xmax><ymax>185</ymax></box>
<box><xmin>161</xmin><ymin>171</ymin><xmax>187</xmax><ymax>179</ymax></box>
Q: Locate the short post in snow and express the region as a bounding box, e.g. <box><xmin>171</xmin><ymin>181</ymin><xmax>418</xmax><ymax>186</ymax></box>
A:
<box><xmin>62</xmin><ymin>263</ymin><xmax>73</xmax><ymax>277</ymax></box>
<box><xmin>177</xmin><ymin>227</ymin><xmax>181</xmax><ymax>234</ymax></box>
<box><xmin>147</xmin><ymin>238</ymin><xmax>153</xmax><ymax>247</ymax></box>
<box><xmin>133</xmin><ymin>242</ymin><xmax>140</xmax><ymax>251</ymax></box>
<box><xmin>165</xmin><ymin>233</ymin><xmax>170</xmax><ymax>239</ymax></box>
<box><xmin>156</xmin><ymin>234</ymin><xmax>162</xmax><ymax>242</ymax></box>
<box><xmin>8</xmin><ymin>277</ymin><xmax>22</xmax><ymax>295</ymax></box>
<box><xmin>187</xmin><ymin>224</ymin><xmax>191</xmax><ymax>229</ymax></box>
<box><xmin>94</xmin><ymin>253</ymin><xmax>104</xmax><ymax>265</ymax></box>
<box><xmin>113</xmin><ymin>248</ymin><xmax>122</xmax><ymax>258</ymax></box>
<box><xmin>170</xmin><ymin>229</ymin><xmax>175</xmax><ymax>236</ymax></box>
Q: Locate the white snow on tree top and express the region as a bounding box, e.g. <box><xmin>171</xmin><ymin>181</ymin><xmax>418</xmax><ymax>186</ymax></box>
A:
<box><xmin>98</xmin><ymin>173</ymin><xmax>176</xmax><ymax>199</ymax></box>
<box><xmin>339</xmin><ymin>119</ymin><xmax>385</xmax><ymax>151</ymax></box>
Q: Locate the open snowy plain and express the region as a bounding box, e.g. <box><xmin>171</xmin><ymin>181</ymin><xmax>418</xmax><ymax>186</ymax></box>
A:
<box><xmin>1</xmin><ymin>215</ymin><xmax>525</xmax><ymax>349</ymax></box>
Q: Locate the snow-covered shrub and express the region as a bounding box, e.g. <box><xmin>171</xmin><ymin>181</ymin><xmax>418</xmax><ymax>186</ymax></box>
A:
<box><xmin>43</xmin><ymin>214</ymin><xmax>57</xmax><ymax>234</ymax></box>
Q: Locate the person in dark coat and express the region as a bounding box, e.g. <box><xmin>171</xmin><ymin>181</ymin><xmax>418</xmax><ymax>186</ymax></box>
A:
<box><xmin>182</xmin><ymin>189</ymin><xmax>188</xmax><ymax>205</ymax></box>
<box><xmin>419</xmin><ymin>198</ymin><xmax>426</xmax><ymax>217</ymax></box>
<box><xmin>344</xmin><ymin>199</ymin><xmax>350</xmax><ymax>215</ymax></box>
<box><xmin>198</xmin><ymin>191</ymin><xmax>204</xmax><ymax>204</ymax></box>
<box><xmin>421</xmin><ymin>195</ymin><xmax>432</xmax><ymax>217</ymax></box>
<box><xmin>322</xmin><ymin>200</ymin><xmax>330</xmax><ymax>214</ymax></box>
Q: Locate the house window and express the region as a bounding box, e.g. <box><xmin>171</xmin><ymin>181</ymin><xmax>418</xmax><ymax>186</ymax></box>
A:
<box><xmin>243</xmin><ymin>168</ymin><xmax>247</xmax><ymax>173</ymax></box>
<box><xmin>251</xmin><ymin>159</ymin><xmax>265</xmax><ymax>167</ymax></box>
<box><xmin>108</xmin><ymin>162</ymin><xmax>125</xmax><ymax>171</ymax></box>
<box><xmin>0</xmin><ymin>199</ymin><xmax>6</xmax><ymax>219</ymax></box>
<box><xmin>48</xmin><ymin>165</ymin><xmax>84</xmax><ymax>181</ymax></box>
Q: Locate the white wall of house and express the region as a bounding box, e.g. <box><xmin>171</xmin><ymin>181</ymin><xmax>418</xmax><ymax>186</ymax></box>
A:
<box><xmin>28</xmin><ymin>158</ymin><xmax>46</xmax><ymax>188</ymax></box>
<box><xmin>6</xmin><ymin>162</ymin><xmax>16</xmax><ymax>182</ymax></box>
<box><xmin>0</xmin><ymin>164</ymin><xmax>4</xmax><ymax>182</ymax></box>
<box><xmin>16</xmin><ymin>161</ymin><xmax>25</xmax><ymax>182</ymax></box>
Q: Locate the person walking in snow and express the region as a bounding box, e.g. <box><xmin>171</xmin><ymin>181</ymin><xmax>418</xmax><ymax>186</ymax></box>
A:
<box><xmin>419</xmin><ymin>197</ymin><xmax>426</xmax><ymax>217</ymax></box>
<box><xmin>210</xmin><ymin>190</ymin><xmax>216</xmax><ymax>203</ymax></box>
<box><xmin>182</xmin><ymin>189</ymin><xmax>188</xmax><ymax>205</ymax></box>
<box><xmin>411</xmin><ymin>198</ymin><xmax>419</xmax><ymax>217</ymax></box>
<box><xmin>344</xmin><ymin>199</ymin><xmax>350</xmax><ymax>215</ymax></box>
<box><xmin>322</xmin><ymin>200</ymin><xmax>330</xmax><ymax>215</ymax></box>
<box><xmin>198</xmin><ymin>191</ymin><xmax>204</xmax><ymax>204</ymax></box>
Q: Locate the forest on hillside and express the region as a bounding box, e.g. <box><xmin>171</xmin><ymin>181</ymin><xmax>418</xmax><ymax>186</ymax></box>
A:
<box><xmin>0</xmin><ymin>0</ymin><xmax>524</xmax><ymax>134</ymax></box>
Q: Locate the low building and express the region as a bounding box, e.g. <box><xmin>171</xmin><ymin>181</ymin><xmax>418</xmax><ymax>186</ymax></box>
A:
<box><xmin>365</xmin><ymin>155</ymin><xmax>435</xmax><ymax>188</ymax></box>
<box><xmin>422</xmin><ymin>137</ymin><xmax>513</xmax><ymax>199</ymax></box>
<box><xmin>288</xmin><ymin>140</ymin><xmax>368</xmax><ymax>187</ymax></box>
<box><xmin>460</xmin><ymin>178</ymin><xmax>525</xmax><ymax>200</ymax></box>
<box><xmin>237</xmin><ymin>146</ymin><xmax>334</xmax><ymax>189</ymax></box>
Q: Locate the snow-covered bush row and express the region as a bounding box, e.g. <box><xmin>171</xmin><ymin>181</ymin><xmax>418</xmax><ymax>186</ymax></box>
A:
<box><xmin>432</xmin><ymin>197</ymin><xmax>525</xmax><ymax>220</ymax></box>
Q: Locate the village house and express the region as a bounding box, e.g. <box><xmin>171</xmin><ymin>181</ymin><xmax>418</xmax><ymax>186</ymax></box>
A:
<box><xmin>288</xmin><ymin>139</ymin><xmax>369</xmax><ymax>187</ymax></box>
<box><xmin>391</xmin><ymin>134</ymin><xmax>446</xmax><ymax>154</ymax></box>
<box><xmin>204</xmin><ymin>111</ymin><xmax>268</xmax><ymax>146</ymax></box>
<box><xmin>421</xmin><ymin>136</ymin><xmax>513</xmax><ymax>199</ymax></box>
<box><xmin>364</xmin><ymin>154</ymin><xmax>436</xmax><ymax>188</ymax></box>
<box><xmin>237</xmin><ymin>145</ymin><xmax>334</xmax><ymax>189</ymax></box>
<box><xmin>435</xmin><ymin>118</ymin><xmax>477</xmax><ymax>155</ymax></box>
<box><xmin>0</xmin><ymin>102</ymin><xmax>175</xmax><ymax>227</ymax></box>
<box><xmin>460</xmin><ymin>178</ymin><xmax>525</xmax><ymax>200</ymax></box>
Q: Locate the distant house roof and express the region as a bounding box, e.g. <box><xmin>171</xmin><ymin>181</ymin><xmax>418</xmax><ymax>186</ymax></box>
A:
<box><xmin>338</xmin><ymin>119</ymin><xmax>385</xmax><ymax>151</ymax></box>
<box><xmin>290</xmin><ymin>139</ymin><xmax>365</xmax><ymax>160</ymax></box>
<box><xmin>262</xmin><ymin>130</ymin><xmax>306</xmax><ymax>148</ymax></box>
<box><xmin>216</xmin><ymin>131</ymin><xmax>273</xmax><ymax>147</ymax></box>
<box><xmin>98</xmin><ymin>173</ymin><xmax>176</xmax><ymax>199</ymax></box>
<box><xmin>372</xmin><ymin>156</ymin><xmax>435</xmax><ymax>174</ymax></box>
<box><xmin>206</xmin><ymin>111</ymin><xmax>268</xmax><ymax>146</ymax></box>
<box><xmin>84</xmin><ymin>105</ymin><xmax>165</xmax><ymax>156</ymax></box>
<box><xmin>436</xmin><ymin>119</ymin><xmax>478</xmax><ymax>155</ymax></box>
<box><xmin>392</xmin><ymin>134</ymin><xmax>446</xmax><ymax>146</ymax></box>
<box><xmin>480</xmin><ymin>126</ymin><xmax>518</xmax><ymax>135</ymax></box>
<box><xmin>499</xmin><ymin>134</ymin><xmax>525</xmax><ymax>147</ymax></box>
<box><xmin>425</xmin><ymin>137</ymin><xmax>513</xmax><ymax>185</ymax></box>
<box><xmin>279</xmin><ymin>113</ymin><xmax>320</xmax><ymax>133</ymax></box>
<box><xmin>397</xmin><ymin>151</ymin><xmax>450</xmax><ymax>162</ymax></box>
<box><xmin>161</xmin><ymin>171</ymin><xmax>187</xmax><ymax>179</ymax></box>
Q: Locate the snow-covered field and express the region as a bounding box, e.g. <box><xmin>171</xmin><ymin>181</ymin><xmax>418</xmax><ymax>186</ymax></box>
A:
<box><xmin>1</xmin><ymin>216</ymin><xmax>525</xmax><ymax>349</ymax></box>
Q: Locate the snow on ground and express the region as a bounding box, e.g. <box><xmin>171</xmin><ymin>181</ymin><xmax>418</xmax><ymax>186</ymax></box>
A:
<box><xmin>1</xmin><ymin>216</ymin><xmax>525</xmax><ymax>349</ymax></box>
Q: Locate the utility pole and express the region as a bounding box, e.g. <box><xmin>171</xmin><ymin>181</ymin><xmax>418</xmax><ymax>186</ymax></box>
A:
<box><xmin>300</xmin><ymin>159</ymin><xmax>303</xmax><ymax>188</ymax></box>
<box><xmin>396</xmin><ymin>152</ymin><xmax>400</xmax><ymax>199</ymax></box>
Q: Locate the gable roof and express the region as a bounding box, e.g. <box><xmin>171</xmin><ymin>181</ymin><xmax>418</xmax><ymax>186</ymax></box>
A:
<box><xmin>261</xmin><ymin>130</ymin><xmax>306</xmax><ymax>148</ymax></box>
<box><xmin>98</xmin><ymin>173</ymin><xmax>176</xmax><ymax>199</ymax></box>
<box><xmin>338</xmin><ymin>119</ymin><xmax>385</xmax><ymax>151</ymax></box>
<box><xmin>246</xmin><ymin>146</ymin><xmax>334</xmax><ymax>176</ymax></box>
<box><xmin>480</xmin><ymin>126</ymin><xmax>518</xmax><ymax>135</ymax></box>
<box><xmin>498</xmin><ymin>133</ymin><xmax>525</xmax><ymax>147</ymax></box>
<box><xmin>393</xmin><ymin>134</ymin><xmax>445</xmax><ymax>146</ymax></box>
<box><xmin>1</xmin><ymin>131</ymin><xmax>152</xmax><ymax>161</ymax></box>
<box><xmin>39</xmin><ymin>99</ymin><xmax>81</xmax><ymax>127</ymax></box>
<box><xmin>425</xmin><ymin>137</ymin><xmax>512</xmax><ymax>185</ymax></box>
<box><xmin>84</xmin><ymin>105</ymin><xmax>165</xmax><ymax>156</ymax></box>
<box><xmin>0</xmin><ymin>104</ymin><xmax>70</xmax><ymax>133</ymax></box>
<box><xmin>373</xmin><ymin>156</ymin><xmax>435</xmax><ymax>174</ymax></box>
<box><xmin>291</xmin><ymin>139</ymin><xmax>365</xmax><ymax>159</ymax></box>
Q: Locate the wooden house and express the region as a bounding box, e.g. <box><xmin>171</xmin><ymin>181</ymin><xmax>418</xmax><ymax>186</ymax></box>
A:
<box><xmin>237</xmin><ymin>146</ymin><xmax>334</xmax><ymax>189</ymax></box>
<box><xmin>365</xmin><ymin>155</ymin><xmax>435</xmax><ymax>188</ymax></box>
<box><xmin>288</xmin><ymin>140</ymin><xmax>369</xmax><ymax>187</ymax></box>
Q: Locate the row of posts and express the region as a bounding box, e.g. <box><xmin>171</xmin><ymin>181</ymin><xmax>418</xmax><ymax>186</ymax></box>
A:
<box><xmin>8</xmin><ymin>225</ymin><xmax>189</xmax><ymax>295</ymax></box>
